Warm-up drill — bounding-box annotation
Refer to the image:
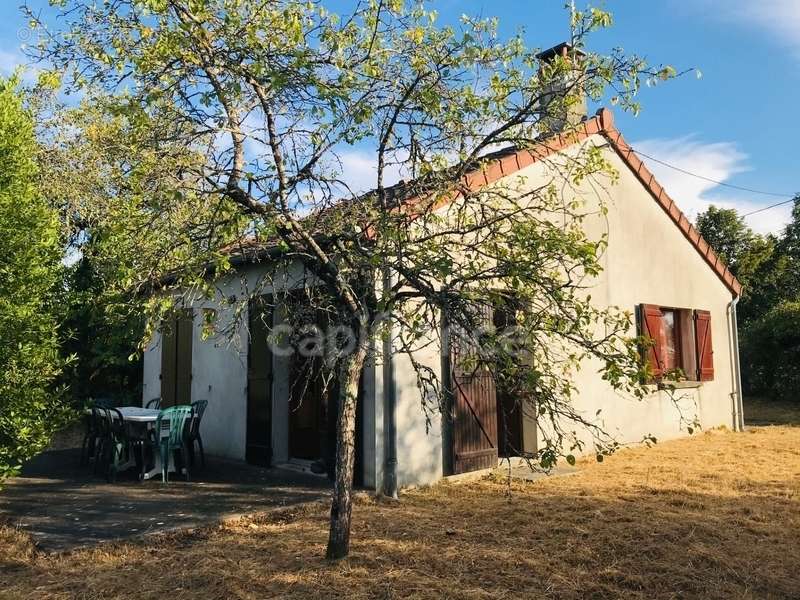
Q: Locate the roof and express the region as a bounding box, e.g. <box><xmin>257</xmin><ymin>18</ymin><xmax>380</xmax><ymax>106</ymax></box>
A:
<box><xmin>437</xmin><ymin>108</ymin><xmax>742</xmax><ymax>296</ymax></box>
<box><xmin>227</xmin><ymin>108</ymin><xmax>742</xmax><ymax>296</ymax></box>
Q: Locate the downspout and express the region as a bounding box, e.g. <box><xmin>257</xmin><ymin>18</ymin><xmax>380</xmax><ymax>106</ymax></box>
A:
<box><xmin>728</xmin><ymin>295</ymin><xmax>745</xmax><ymax>431</ymax></box>
<box><xmin>382</xmin><ymin>267</ymin><xmax>399</xmax><ymax>499</ymax></box>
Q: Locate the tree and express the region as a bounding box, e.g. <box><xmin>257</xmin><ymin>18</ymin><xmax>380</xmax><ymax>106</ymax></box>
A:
<box><xmin>695</xmin><ymin>205</ymin><xmax>783</xmax><ymax>326</ymax></box>
<box><xmin>0</xmin><ymin>76</ymin><xmax>70</xmax><ymax>481</ymax></box>
<box><xmin>776</xmin><ymin>196</ymin><xmax>800</xmax><ymax>300</ymax></box>
<box><xmin>696</xmin><ymin>200</ymin><xmax>800</xmax><ymax>400</ymax></box>
<box><xmin>740</xmin><ymin>300</ymin><xmax>800</xmax><ymax>402</ymax></box>
<box><xmin>29</xmin><ymin>1</ymin><xmax>677</xmax><ymax>558</ymax></box>
<box><xmin>59</xmin><ymin>250</ymin><xmax>144</xmax><ymax>406</ymax></box>
<box><xmin>695</xmin><ymin>205</ymin><xmax>763</xmax><ymax>272</ymax></box>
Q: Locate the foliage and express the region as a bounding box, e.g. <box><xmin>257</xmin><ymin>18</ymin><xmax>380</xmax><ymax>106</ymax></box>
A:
<box><xmin>776</xmin><ymin>197</ymin><xmax>800</xmax><ymax>300</ymax></box>
<box><xmin>0</xmin><ymin>77</ymin><xmax>71</xmax><ymax>481</ymax></box>
<box><xmin>29</xmin><ymin>0</ymin><xmax>677</xmax><ymax>557</ymax></box>
<box><xmin>695</xmin><ymin>205</ymin><xmax>782</xmax><ymax>325</ymax></box>
<box><xmin>741</xmin><ymin>301</ymin><xmax>800</xmax><ymax>402</ymax></box>
<box><xmin>59</xmin><ymin>251</ymin><xmax>144</xmax><ymax>407</ymax></box>
<box><xmin>697</xmin><ymin>198</ymin><xmax>800</xmax><ymax>401</ymax></box>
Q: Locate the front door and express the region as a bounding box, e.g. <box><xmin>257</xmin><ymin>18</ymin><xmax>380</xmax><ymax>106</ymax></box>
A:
<box><xmin>160</xmin><ymin>309</ymin><xmax>193</xmax><ymax>407</ymax></box>
<box><xmin>450</xmin><ymin>305</ymin><xmax>499</xmax><ymax>474</ymax></box>
<box><xmin>247</xmin><ymin>296</ymin><xmax>274</xmax><ymax>466</ymax></box>
<box><xmin>286</xmin><ymin>295</ymin><xmax>364</xmax><ymax>482</ymax></box>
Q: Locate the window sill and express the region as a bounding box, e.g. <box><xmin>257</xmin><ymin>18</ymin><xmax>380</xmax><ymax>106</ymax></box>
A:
<box><xmin>657</xmin><ymin>381</ymin><xmax>702</xmax><ymax>390</ymax></box>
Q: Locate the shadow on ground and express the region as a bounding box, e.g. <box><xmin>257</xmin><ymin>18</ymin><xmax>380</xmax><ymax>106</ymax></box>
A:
<box><xmin>0</xmin><ymin>448</ymin><xmax>330</xmax><ymax>551</ymax></box>
<box><xmin>744</xmin><ymin>397</ymin><xmax>800</xmax><ymax>427</ymax></box>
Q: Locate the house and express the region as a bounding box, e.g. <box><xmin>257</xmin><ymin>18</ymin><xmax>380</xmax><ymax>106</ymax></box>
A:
<box><xmin>142</xmin><ymin>49</ymin><xmax>743</xmax><ymax>491</ymax></box>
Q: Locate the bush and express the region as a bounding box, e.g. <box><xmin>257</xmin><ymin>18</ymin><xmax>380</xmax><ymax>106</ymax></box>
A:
<box><xmin>0</xmin><ymin>77</ymin><xmax>72</xmax><ymax>480</ymax></box>
<box><xmin>741</xmin><ymin>301</ymin><xmax>800</xmax><ymax>403</ymax></box>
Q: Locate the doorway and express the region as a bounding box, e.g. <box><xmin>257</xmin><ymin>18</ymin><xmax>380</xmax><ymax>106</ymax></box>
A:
<box><xmin>247</xmin><ymin>296</ymin><xmax>274</xmax><ymax>466</ymax></box>
<box><xmin>160</xmin><ymin>309</ymin><xmax>193</xmax><ymax>408</ymax></box>
<box><xmin>449</xmin><ymin>304</ymin><xmax>499</xmax><ymax>475</ymax></box>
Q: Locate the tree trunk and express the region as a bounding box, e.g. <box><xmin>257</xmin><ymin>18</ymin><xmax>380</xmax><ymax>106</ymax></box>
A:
<box><xmin>325</xmin><ymin>340</ymin><xmax>368</xmax><ymax>560</ymax></box>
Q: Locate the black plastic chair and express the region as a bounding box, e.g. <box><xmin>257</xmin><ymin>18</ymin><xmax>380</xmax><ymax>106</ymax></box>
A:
<box><xmin>145</xmin><ymin>397</ymin><xmax>161</xmax><ymax>410</ymax></box>
<box><xmin>80</xmin><ymin>406</ymin><xmax>105</xmax><ymax>466</ymax></box>
<box><xmin>95</xmin><ymin>408</ymin><xmax>135</xmax><ymax>482</ymax></box>
<box><xmin>93</xmin><ymin>408</ymin><xmax>113</xmax><ymax>477</ymax></box>
<box><xmin>188</xmin><ymin>400</ymin><xmax>208</xmax><ymax>469</ymax></box>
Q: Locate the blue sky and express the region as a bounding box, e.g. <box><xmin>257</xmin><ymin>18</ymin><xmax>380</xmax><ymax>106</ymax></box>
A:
<box><xmin>1</xmin><ymin>1</ymin><xmax>797</xmax><ymax>232</ymax></box>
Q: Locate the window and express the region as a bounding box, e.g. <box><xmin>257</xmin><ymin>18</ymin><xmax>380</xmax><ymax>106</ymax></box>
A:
<box><xmin>638</xmin><ymin>304</ymin><xmax>714</xmax><ymax>383</ymax></box>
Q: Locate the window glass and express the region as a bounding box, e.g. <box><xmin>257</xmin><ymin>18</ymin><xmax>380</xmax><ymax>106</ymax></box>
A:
<box><xmin>661</xmin><ymin>309</ymin><xmax>678</xmax><ymax>371</ymax></box>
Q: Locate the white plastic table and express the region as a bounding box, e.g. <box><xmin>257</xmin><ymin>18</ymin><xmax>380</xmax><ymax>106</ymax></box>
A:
<box><xmin>115</xmin><ymin>407</ymin><xmax>161</xmax><ymax>422</ymax></box>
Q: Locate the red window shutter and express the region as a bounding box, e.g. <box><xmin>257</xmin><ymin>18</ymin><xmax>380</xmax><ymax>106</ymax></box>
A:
<box><xmin>694</xmin><ymin>310</ymin><xmax>714</xmax><ymax>381</ymax></box>
<box><xmin>640</xmin><ymin>304</ymin><xmax>665</xmax><ymax>379</ymax></box>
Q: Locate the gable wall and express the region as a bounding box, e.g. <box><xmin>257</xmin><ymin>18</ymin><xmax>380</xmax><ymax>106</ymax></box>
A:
<box><xmin>515</xmin><ymin>135</ymin><xmax>737</xmax><ymax>448</ymax></box>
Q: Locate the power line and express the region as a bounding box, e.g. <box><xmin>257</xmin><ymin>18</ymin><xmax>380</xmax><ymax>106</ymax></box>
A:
<box><xmin>740</xmin><ymin>197</ymin><xmax>797</xmax><ymax>218</ymax></box>
<box><xmin>632</xmin><ymin>148</ymin><xmax>795</xmax><ymax>199</ymax></box>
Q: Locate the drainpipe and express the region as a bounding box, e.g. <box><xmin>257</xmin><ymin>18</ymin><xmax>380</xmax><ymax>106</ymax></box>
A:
<box><xmin>382</xmin><ymin>267</ymin><xmax>399</xmax><ymax>499</ymax></box>
<box><xmin>728</xmin><ymin>295</ymin><xmax>745</xmax><ymax>431</ymax></box>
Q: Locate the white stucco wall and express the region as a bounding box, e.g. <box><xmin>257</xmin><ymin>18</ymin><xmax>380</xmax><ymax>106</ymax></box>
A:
<box><xmin>557</xmin><ymin>136</ymin><xmax>737</xmax><ymax>448</ymax></box>
<box><xmin>141</xmin><ymin>262</ymin><xmax>381</xmax><ymax>480</ymax></box>
<box><xmin>392</xmin><ymin>334</ymin><xmax>445</xmax><ymax>488</ymax></box>
<box><xmin>380</xmin><ymin>135</ymin><xmax>738</xmax><ymax>487</ymax></box>
<box><xmin>142</xmin><ymin>274</ymin><xmax>250</xmax><ymax>461</ymax></box>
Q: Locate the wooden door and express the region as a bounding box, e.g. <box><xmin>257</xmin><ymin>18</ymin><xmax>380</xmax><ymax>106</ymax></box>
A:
<box><xmin>289</xmin><ymin>351</ymin><xmax>335</xmax><ymax>461</ymax></box>
<box><xmin>160</xmin><ymin>309</ymin><xmax>193</xmax><ymax>408</ymax></box>
<box><xmin>160</xmin><ymin>316</ymin><xmax>177</xmax><ymax>407</ymax></box>
<box><xmin>450</xmin><ymin>306</ymin><xmax>499</xmax><ymax>474</ymax></box>
<box><xmin>247</xmin><ymin>296</ymin><xmax>273</xmax><ymax>466</ymax></box>
<box><xmin>174</xmin><ymin>311</ymin><xmax>193</xmax><ymax>406</ymax></box>
<box><xmin>289</xmin><ymin>350</ymin><xmax>365</xmax><ymax>482</ymax></box>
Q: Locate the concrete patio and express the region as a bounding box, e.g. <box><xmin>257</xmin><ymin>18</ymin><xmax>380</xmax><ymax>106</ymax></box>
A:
<box><xmin>0</xmin><ymin>448</ymin><xmax>330</xmax><ymax>552</ymax></box>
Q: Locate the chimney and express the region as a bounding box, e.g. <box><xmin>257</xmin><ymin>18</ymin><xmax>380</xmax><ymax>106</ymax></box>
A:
<box><xmin>535</xmin><ymin>42</ymin><xmax>587</xmax><ymax>134</ymax></box>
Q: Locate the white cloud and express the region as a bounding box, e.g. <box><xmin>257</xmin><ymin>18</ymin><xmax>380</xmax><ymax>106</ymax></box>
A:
<box><xmin>633</xmin><ymin>136</ymin><xmax>792</xmax><ymax>235</ymax></box>
<box><xmin>0</xmin><ymin>48</ymin><xmax>23</xmax><ymax>75</ymax></box>
<box><xmin>702</xmin><ymin>0</ymin><xmax>800</xmax><ymax>57</ymax></box>
<box><xmin>337</xmin><ymin>148</ymin><xmax>408</xmax><ymax>194</ymax></box>
<box><xmin>0</xmin><ymin>47</ymin><xmax>40</xmax><ymax>83</ymax></box>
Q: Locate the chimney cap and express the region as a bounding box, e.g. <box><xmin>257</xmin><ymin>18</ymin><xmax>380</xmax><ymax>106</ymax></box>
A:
<box><xmin>536</xmin><ymin>42</ymin><xmax>586</xmax><ymax>62</ymax></box>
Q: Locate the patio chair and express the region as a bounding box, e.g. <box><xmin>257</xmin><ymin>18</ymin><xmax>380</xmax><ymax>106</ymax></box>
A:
<box><xmin>145</xmin><ymin>397</ymin><xmax>161</xmax><ymax>410</ymax></box>
<box><xmin>187</xmin><ymin>400</ymin><xmax>208</xmax><ymax>469</ymax></box>
<box><xmin>80</xmin><ymin>405</ymin><xmax>105</xmax><ymax>466</ymax></box>
<box><xmin>151</xmin><ymin>405</ymin><xmax>194</xmax><ymax>483</ymax></box>
<box><xmin>97</xmin><ymin>407</ymin><xmax>133</xmax><ymax>483</ymax></box>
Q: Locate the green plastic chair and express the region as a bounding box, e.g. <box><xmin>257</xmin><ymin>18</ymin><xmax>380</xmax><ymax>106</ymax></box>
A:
<box><xmin>188</xmin><ymin>400</ymin><xmax>208</xmax><ymax>469</ymax></box>
<box><xmin>153</xmin><ymin>405</ymin><xmax>193</xmax><ymax>483</ymax></box>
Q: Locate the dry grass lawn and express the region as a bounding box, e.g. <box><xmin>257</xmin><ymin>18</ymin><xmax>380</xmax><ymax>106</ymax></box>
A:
<box><xmin>2</xmin><ymin>424</ymin><xmax>800</xmax><ymax>599</ymax></box>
